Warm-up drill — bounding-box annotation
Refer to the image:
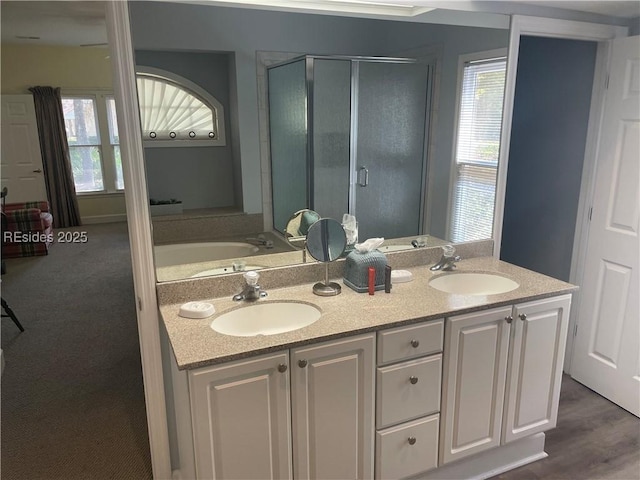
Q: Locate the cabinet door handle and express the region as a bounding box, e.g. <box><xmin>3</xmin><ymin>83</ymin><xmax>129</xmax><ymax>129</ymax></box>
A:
<box><xmin>505</xmin><ymin>316</ymin><xmax>513</xmax><ymax>324</ymax></box>
<box><xmin>410</xmin><ymin>339</ymin><xmax>420</xmax><ymax>348</ymax></box>
<box><xmin>519</xmin><ymin>313</ymin><xmax>527</xmax><ymax>321</ymax></box>
<box><xmin>409</xmin><ymin>376</ymin><xmax>419</xmax><ymax>385</ymax></box>
<box><xmin>298</xmin><ymin>359</ymin><xmax>308</xmax><ymax>368</ymax></box>
<box><xmin>277</xmin><ymin>363</ymin><xmax>288</xmax><ymax>373</ymax></box>
<box><xmin>408</xmin><ymin>436</ymin><xmax>417</xmax><ymax>445</ymax></box>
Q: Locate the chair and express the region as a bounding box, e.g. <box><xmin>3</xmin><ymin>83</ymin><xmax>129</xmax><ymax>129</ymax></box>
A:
<box><xmin>1</xmin><ymin>189</ymin><xmax>26</xmax><ymax>332</ymax></box>
<box><xmin>1</xmin><ymin>187</ymin><xmax>54</xmax><ymax>258</ymax></box>
<box><xmin>1</xmin><ymin>297</ymin><xmax>24</xmax><ymax>332</ymax></box>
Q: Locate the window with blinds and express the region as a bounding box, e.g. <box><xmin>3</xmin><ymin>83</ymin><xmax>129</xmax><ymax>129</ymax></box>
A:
<box><xmin>450</xmin><ymin>56</ymin><xmax>506</xmax><ymax>242</ymax></box>
<box><xmin>135</xmin><ymin>70</ymin><xmax>226</xmax><ymax>146</ymax></box>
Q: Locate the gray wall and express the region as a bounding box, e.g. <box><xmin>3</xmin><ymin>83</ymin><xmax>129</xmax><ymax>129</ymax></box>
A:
<box><xmin>134</xmin><ymin>50</ymin><xmax>236</xmax><ymax>209</ymax></box>
<box><xmin>500</xmin><ymin>36</ymin><xmax>597</xmax><ymax>281</ymax></box>
<box><xmin>129</xmin><ymin>1</ymin><xmax>509</xmax><ymax>233</ymax></box>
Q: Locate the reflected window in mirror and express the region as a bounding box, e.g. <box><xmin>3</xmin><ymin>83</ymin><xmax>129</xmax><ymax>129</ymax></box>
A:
<box><xmin>136</xmin><ymin>67</ymin><xmax>227</xmax><ymax>147</ymax></box>
<box><xmin>449</xmin><ymin>50</ymin><xmax>507</xmax><ymax>243</ymax></box>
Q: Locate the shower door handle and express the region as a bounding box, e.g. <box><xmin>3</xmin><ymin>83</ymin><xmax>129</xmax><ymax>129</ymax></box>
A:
<box><xmin>357</xmin><ymin>166</ymin><xmax>369</xmax><ymax>187</ymax></box>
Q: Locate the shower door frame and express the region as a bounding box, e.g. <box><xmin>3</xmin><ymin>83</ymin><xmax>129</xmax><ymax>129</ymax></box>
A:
<box><xmin>267</xmin><ymin>54</ymin><xmax>431</xmax><ymax>235</ymax></box>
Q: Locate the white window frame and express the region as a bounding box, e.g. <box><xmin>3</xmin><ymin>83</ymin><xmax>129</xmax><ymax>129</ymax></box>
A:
<box><xmin>135</xmin><ymin>66</ymin><xmax>226</xmax><ymax>148</ymax></box>
<box><xmin>446</xmin><ymin>48</ymin><xmax>507</xmax><ymax>242</ymax></box>
<box><xmin>62</xmin><ymin>89</ymin><xmax>123</xmax><ymax>195</ymax></box>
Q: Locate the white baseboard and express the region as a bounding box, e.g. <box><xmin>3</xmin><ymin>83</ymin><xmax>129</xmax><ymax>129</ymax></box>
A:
<box><xmin>419</xmin><ymin>433</ymin><xmax>547</xmax><ymax>480</ymax></box>
<box><xmin>81</xmin><ymin>214</ymin><xmax>128</xmax><ymax>224</ymax></box>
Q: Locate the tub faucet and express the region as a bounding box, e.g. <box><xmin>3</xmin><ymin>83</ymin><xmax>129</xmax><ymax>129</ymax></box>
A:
<box><xmin>430</xmin><ymin>245</ymin><xmax>461</xmax><ymax>271</ymax></box>
<box><xmin>246</xmin><ymin>234</ymin><xmax>274</xmax><ymax>249</ymax></box>
<box><xmin>411</xmin><ymin>236</ymin><xmax>427</xmax><ymax>248</ymax></box>
<box><xmin>233</xmin><ymin>271</ymin><xmax>268</xmax><ymax>301</ymax></box>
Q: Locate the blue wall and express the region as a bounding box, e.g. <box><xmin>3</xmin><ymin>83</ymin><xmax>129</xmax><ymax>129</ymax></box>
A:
<box><xmin>134</xmin><ymin>50</ymin><xmax>237</xmax><ymax>210</ymax></box>
<box><xmin>500</xmin><ymin>36</ymin><xmax>597</xmax><ymax>281</ymax></box>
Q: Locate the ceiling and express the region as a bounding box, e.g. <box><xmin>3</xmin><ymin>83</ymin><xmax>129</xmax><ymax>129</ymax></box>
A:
<box><xmin>1</xmin><ymin>1</ymin><xmax>638</xmax><ymax>47</ymax></box>
<box><xmin>512</xmin><ymin>1</ymin><xmax>640</xmax><ymax>17</ymax></box>
<box><xmin>1</xmin><ymin>1</ymin><xmax>108</xmax><ymax>47</ymax></box>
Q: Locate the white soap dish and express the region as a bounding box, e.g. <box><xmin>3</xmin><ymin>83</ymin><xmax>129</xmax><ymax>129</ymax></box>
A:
<box><xmin>391</xmin><ymin>270</ymin><xmax>413</xmax><ymax>283</ymax></box>
<box><xmin>179</xmin><ymin>301</ymin><xmax>215</xmax><ymax>319</ymax></box>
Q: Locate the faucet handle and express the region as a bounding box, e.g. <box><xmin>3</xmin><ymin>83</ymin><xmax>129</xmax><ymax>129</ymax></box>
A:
<box><xmin>442</xmin><ymin>245</ymin><xmax>456</xmax><ymax>257</ymax></box>
<box><xmin>244</xmin><ymin>271</ymin><xmax>259</xmax><ymax>285</ymax></box>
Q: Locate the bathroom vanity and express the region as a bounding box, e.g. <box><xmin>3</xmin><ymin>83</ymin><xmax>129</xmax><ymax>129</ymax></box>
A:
<box><xmin>159</xmin><ymin>256</ymin><xmax>576</xmax><ymax>479</ymax></box>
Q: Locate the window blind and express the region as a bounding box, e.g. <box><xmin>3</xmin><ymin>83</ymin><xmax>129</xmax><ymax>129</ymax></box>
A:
<box><xmin>136</xmin><ymin>75</ymin><xmax>217</xmax><ymax>140</ymax></box>
<box><xmin>450</xmin><ymin>57</ymin><xmax>506</xmax><ymax>242</ymax></box>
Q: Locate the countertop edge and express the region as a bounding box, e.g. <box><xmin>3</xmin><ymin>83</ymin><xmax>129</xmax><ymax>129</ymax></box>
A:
<box><xmin>173</xmin><ymin>286</ymin><xmax>577</xmax><ymax>370</ymax></box>
<box><xmin>160</xmin><ymin>257</ymin><xmax>578</xmax><ymax>371</ymax></box>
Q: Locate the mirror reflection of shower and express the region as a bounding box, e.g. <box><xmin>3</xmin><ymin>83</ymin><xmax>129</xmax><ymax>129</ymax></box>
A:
<box><xmin>268</xmin><ymin>55</ymin><xmax>431</xmax><ymax>241</ymax></box>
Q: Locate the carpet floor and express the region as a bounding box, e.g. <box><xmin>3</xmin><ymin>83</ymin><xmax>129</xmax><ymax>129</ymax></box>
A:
<box><xmin>1</xmin><ymin>222</ymin><xmax>153</xmax><ymax>479</ymax></box>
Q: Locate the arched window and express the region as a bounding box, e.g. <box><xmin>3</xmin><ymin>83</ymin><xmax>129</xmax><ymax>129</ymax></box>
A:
<box><xmin>135</xmin><ymin>66</ymin><xmax>226</xmax><ymax>147</ymax></box>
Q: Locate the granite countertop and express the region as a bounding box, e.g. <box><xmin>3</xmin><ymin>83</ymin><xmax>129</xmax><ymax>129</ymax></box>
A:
<box><xmin>160</xmin><ymin>256</ymin><xmax>578</xmax><ymax>370</ymax></box>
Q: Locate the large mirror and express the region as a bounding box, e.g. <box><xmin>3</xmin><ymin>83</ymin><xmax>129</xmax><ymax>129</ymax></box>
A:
<box><xmin>127</xmin><ymin>1</ymin><xmax>510</xmax><ymax>282</ymax></box>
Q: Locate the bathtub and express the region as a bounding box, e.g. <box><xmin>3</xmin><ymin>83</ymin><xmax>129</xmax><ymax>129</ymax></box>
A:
<box><xmin>154</xmin><ymin>242</ymin><xmax>259</xmax><ymax>268</ymax></box>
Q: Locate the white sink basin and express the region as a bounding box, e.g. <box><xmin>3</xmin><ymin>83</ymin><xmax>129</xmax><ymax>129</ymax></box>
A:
<box><xmin>211</xmin><ymin>301</ymin><xmax>321</xmax><ymax>337</ymax></box>
<box><xmin>378</xmin><ymin>245</ymin><xmax>413</xmax><ymax>253</ymax></box>
<box><xmin>191</xmin><ymin>265</ymin><xmax>264</xmax><ymax>278</ymax></box>
<box><xmin>429</xmin><ymin>272</ymin><xmax>519</xmax><ymax>296</ymax></box>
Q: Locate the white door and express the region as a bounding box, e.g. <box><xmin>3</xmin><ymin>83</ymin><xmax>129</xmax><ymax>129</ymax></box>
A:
<box><xmin>290</xmin><ymin>334</ymin><xmax>375</xmax><ymax>480</ymax></box>
<box><xmin>1</xmin><ymin>95</ymin><xmax>48</xmax><ymax>202</ymax></box>
<box><xmin>189</xmin><ymin>352</ymin><xmax>293</xmax><ymax>480</ymax></box>
<box><xmin>503</xmin><ymin>295</ymin><xmax>572</xmax><ymax>443</ymax></box>
<box><xmin>440</xmin><ymin>306</ymin><xmax>512</xmax><ymax>465</ymax></box>
<box><xmin>571</xmin><ymin>36</ymin><xmax>640</xmax><ymax>417</ymax></box>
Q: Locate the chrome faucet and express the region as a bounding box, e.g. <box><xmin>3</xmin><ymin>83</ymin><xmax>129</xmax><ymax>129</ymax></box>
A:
<box><xmin>232</xmin><ymin>271</ymin><xmax>268</xmax><ymax>301</ymax></box>
<box><xmin>411</xmin><ymin>236</ymin><xmax>427</xmax><ymax>248</ymax></box>
<box><xmin>246</xmin><ymin>234</ymin><xmax>274</xmax><ymax>249</ymax></box>
<box><xmin>430</xmin><ymin>245</ymin><xmax>461</xmax><ymax>271</ymax></box>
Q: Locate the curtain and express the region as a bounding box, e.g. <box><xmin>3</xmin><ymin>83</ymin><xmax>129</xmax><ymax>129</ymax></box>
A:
<box><xmin>29</xmin><ymin>86</ymin><xmax>81</xmax><ymax>227</ymax></box>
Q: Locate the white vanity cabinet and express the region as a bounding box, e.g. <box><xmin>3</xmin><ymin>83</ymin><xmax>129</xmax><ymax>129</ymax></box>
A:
<box><xmin>374</xmin><ymin>319</ymin><xmax>444</xmax><ymax>479</ymax></box>
<box><xmin>177</xmin><ymin>292</ymin><xmax>573</xmax><ymax>479</ymax></box>
<box><xmin>440</xmin><ymin>294</ymin><xmax>572</xmax><ymax>465</ymax></box>
<box><xmin>187</xmin><ymin>333</ymin><xmax>376</xmax><ymax>480</ymax></box>
<box><xmin>291</xmin><ymin>334</ymin><xmax>375</xmax><ymax>479</ymax></box>
<box><xmin>188</xmin><ymin>351</ymin><xmax>293</xmax><ymax>480</ymax></box>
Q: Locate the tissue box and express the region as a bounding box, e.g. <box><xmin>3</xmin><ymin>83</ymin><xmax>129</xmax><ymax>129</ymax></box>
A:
<box><xmin>343</xmin><ymin>250</ymin><xmax>388</xmax><ymax>293</ymax></box>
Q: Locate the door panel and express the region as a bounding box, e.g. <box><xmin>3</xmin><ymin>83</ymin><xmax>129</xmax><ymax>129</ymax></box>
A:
<box><xmin>1</xmin><ymin>95</ymin><xmax>48</xmax><ymax>202</ymax></box>
<box><xmin>354</xmin><ymin>61</ymin><xmax>428</xmax><ymax>240</ymax></box>
<box><xmin>268</xmin><ymin>59</ymin><xmax>308</xmax><ymax>233</ymax></box>
<box><xmin>571</xmin><ymin>36</ymin><xmax>640</xmax><ymax>417</ymax></box>
<box><xmin>291</xmin><ymin>334</ymin><xmax>375</xmax><ymax>480</ymax></box>
<box><xmin>189</xmin><ymin>352</ymin><xmax>292</xmax><ymax>480</ymax></box>
<box><xmin>312</xmin><ymin>58</ymin><xmax>351</xmax><ymax>219</ymax></box>
<box><xmin>504</xmin><ymin>295</ymin><xmax>571</xmax><ymax>443</ymax></box>
<box><xmin>440</xmin><ymin>307</ymin><xmax>511</xmax><ymax>465</ymax></box>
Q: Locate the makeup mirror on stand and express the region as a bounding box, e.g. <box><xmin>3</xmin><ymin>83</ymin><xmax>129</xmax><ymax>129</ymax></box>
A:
<box><xmin>284</xmin><ymin>209</ymin><xmax>321</xmax><ymax>250</ymax></box>
<box><xmin>306</xmin><ymin>218</ymin><xmax>347</xmax><ymax>296</ymax></box>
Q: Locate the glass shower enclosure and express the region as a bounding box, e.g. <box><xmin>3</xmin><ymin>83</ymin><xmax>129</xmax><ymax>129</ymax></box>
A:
<box><xmin>268</xmin><ymin>55</ymin><xmax>430</xmax><ymax>241</ymax></box>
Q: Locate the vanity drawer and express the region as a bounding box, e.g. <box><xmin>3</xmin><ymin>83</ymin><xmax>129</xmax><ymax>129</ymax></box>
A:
<box><xmin>376</xmin><ymin>354</ymin><xmax>442</xmax><ymax>429</ymax></box>
<box><xmin>375</xmin><ymin>414</ymin><xmax>439</xmax><ymax>480</ymax></box>
<box><xmin>377</xmin><ymin>319</ymin><xmax>444</xmax><ymax>366</ymax></box>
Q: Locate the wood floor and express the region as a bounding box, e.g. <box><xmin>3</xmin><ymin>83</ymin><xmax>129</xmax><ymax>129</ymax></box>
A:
<box><xmin>495</xmin><ymin>374</ymin><xmax>640</xmax><ymax>480</ymax></box>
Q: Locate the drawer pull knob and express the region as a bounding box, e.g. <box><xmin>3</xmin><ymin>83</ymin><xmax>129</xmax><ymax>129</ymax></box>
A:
<box><xmin>505</xmin><ymin>316</ymin><xmax>513</xmax><ymax>324</ymax></box>
<box><xmin>410</xmin><ymin>339</ymin><xmax>420</xmax><ymax>348</ymax></box>
<box><xmin>298</xmin><ymin>359</ymin><xmax>308</xmax><ymax>368</ymax></box>
<box><xmin>409</xmin><ymin>376</ymin><xmax>419</xmax><ymax>385</ymax></box>
<box><xmin>408</xmin><ymin>437</ymin><xmax>417</xmax><ymax>445</ymax></box>
<box><xmin>277</xmin><ymin>364</ymin><xmax>288</xmax><ymax>373</ymax></box>
<box><xmin>519</xmin><ymin>313</ymin><xmax>527</xmax><ymax>321</ymax></box>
